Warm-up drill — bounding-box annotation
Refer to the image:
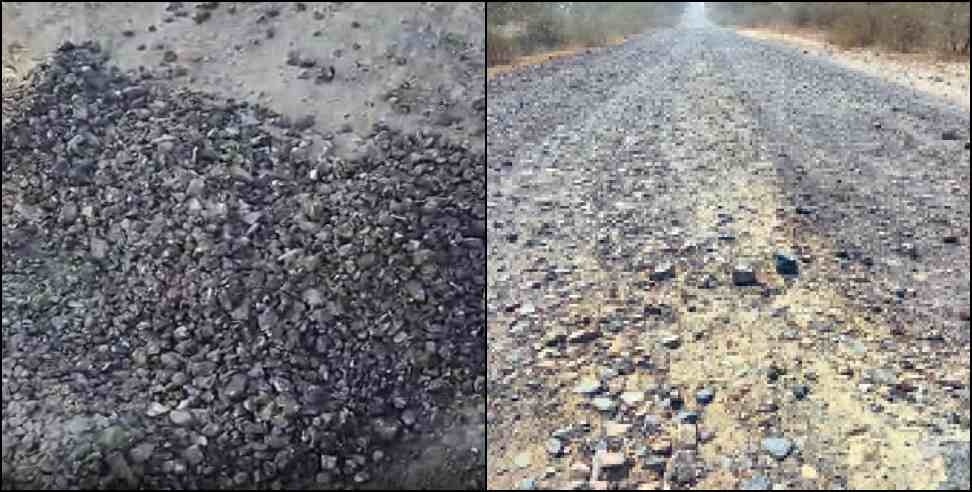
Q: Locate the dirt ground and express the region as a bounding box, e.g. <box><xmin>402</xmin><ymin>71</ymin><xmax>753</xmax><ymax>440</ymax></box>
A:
<box><xmin>738</xmin><ymin>27</ymin><xmax>971</xmax><ymax>111</ymax></box>
<box><xmin>1</xmin><ymin>2</ymin><xmax>485</xmax><ymax>156</ymax></box>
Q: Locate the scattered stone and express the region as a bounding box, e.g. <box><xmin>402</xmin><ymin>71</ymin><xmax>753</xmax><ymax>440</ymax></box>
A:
<box><xmin>676</xmin><ymin>411</ymin><xmax>700</xmax><ymax>425</ymax></box>
<box><xmin>146</xmin><ymin>402</ymin><xmax>171</xmax><ymax>417</ymax></box>
<box><xmin>592</xmin><ymin>397</ymin><xmax>618</xmax><ymax>413</ymax></box>
<box><xmin>568</xmin><ymin>329</ymin><xmax>600</xmax><ymax>344</ymax></box>
<box><xmin>696</xmin><ymin>388</ymin><xmax>715</xmax><ymax>405</ymax></box>
<box><xmin>660</xmin><ymin>333</ymin><xmax>682</xmax><ymax>349</ymax></box>
<box><xmin>774</xmin><ymin>251</ymin><xmax>799</xmax><ymax>276</ymax></box>
<box><xmin>517</xmin><ymin>479</ymin><xmax>537</xmax><ymax>490</ymax></box>
<box><xmin>542</xmin><ymin>329</ymin><xmax>568</xmax><ymax>346</ymax></box>
<box><xmin>595</xmin><ymin>450</ymin><xmax>627</xmax><ymax>469</ymax></box>
<box><xmin>761</xmin><ymin>437</ymin><xmax>794</xmax><ymax>460</ymax></box>
<box><xmin>650</xmin><ymin>262</ymin><xmax>675</xmax><ymax>282</ymax></box>
<box><xmin>514</xmin><ymin>452</ymin><xmax>532</xmax><ymax>469</ymax></box>
<box><xmin>129</xmin><ymin>442</ymin><xmax>156</xmax><ymax>464</ymax></box>
<box><xmin>739</xmin><ymin>474</ymin><xmax>772</xmax><ymax>490</ymax></box>
<box><xmin>668</xmin><ymin>450</ymin><xmax>696</xmax><ymax>485</ymax></box>
<box><xmin>676</xmin><ymin>424</ymin><xmax>698</xmax><ymax>450</ymax></box>
<box><xmin>98</xmin><ymin>426</ymin><xmax>129</xmax><ymax>451</ymax></box>
<box><xmin>163</xmin><ymin>50</ymin><xmax>178</xmax><ymax>63</ymax></box>
<box><xmin>169</xmin><ymin>410</ymin><xmax>195</xmax><ymax>427</ymax></box>
<box><xmin>546</xmin><ymin>438</ymin><xmax>564</xmax><ymax>457</ymax></box>
<box><xmin>732</xmin><ymin>263</ymin><xmax>758</xmax><ymax>286</ymax></box>
<box><xmin>193</xmin><ymin>10</ymin><xmax>211</xmax><ymax>24</ymax></box>
<box><xmin>621</xmin><ymin>391</ymin><xmax>645</xmax><ymax>406</ymax></box>
<box><xmin>604</xmin><ymin>422</ymin><xmax>632</xmax><ymax>437</ymax></box>
<box><xmin>574</xmin><ymin>378</ymin><xmax>602</xmax><ymax>396</ymax></box>
<box><xmin>792</xmin><ymin>384</ymin><xmax>810</xmax><ymax>400</ymax></box>
<box><xmin>570</xmin><ymin>463</ymin><xmax>591</xmax><ymax>480</ymax></box>
<box><xmin>183</xmin><ymin>445</ymin><xmax>205</xmax><ymax>466</ymax></box>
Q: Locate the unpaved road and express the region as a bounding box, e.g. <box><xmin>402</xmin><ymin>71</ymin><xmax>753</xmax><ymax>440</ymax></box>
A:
<box><xmin>486</xmin><ymin>26</ymin><xmax>970</xmax><ymax>491</ymax></box>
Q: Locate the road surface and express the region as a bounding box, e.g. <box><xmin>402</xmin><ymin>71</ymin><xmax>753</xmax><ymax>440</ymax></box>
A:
<box><xmin>486</xmin><ymin>24</ymin><xmax>970</xmax><ymax>491</ymax></box>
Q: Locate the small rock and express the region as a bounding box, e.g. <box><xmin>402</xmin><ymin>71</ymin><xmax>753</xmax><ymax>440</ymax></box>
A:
<box><xmin>733</xmin><ymin>263</ymin><xmax>758</xmax><ymax>286</ymax></box>
<box><xmin>650</xmin><ymin>262</ymin><xmax>675</xmax><ymax>282</ymax></box>
<box><xmin>514</xmin><ymin>452</ymin><xmax>532</xmax><ymax>469</ymax></box>
<box><xmin>761</xmin><ymin>437</ymin><xmax>794</xmax><ymax>460</ymax></box>
<box><xmin>604</xmin><ymin>422</ymin><xmax>632</xmax><ymax>437</ymax></box>
<box><xmin>592</xmin><ymin>397</ymin><xmax>618</xmax><ymax>413</ymax></box>
<box><xmin>621</xmin><ymin>391</ymin><xmax>645</xmax><ymax>405</ymax></box>
<box><xmin>660</xmin><ymin>333</ymin><xmax>681</xmax><ymax>349</ymax></box>
<box><xmin>568</xmin><ymin>329</ymin><xmax>600</xmax><ymax>344</ymax></box>
<box><xmin>792</xmin><ymin>384</ymin><xmax>810</xmax><ymax>400</ymax></box>
<box><xmin>90</xmin><ymin>237</ymin><xmax>110</xmax><ymax>259</ymax></box>
<box><xmin>130</xmin><ymin>442</ymin><xmax>156</xmax><ymax>464</ymax></box>
<box><xmin>774</xmin><ymin>251</ymin><xmax>799</xmax><ymax>276</ymax></box>
<box><xmin>546</xmin><ymin>438</ymin><xmax>564</xmax><ymax>457</ymax></box>
<box><xmin>517</xmin><ymin>479</ymin><xmax>537</xmax><ymax>490</ymax></box>
<box><xmin>169</xmin><ymin>410</ymin><xmax>194</xmax><ymax>427</ymax></box>
<box><xmin>801</xmin><ymin>464</ymin><xmax>818</xmax><ymax>480</ymax></box>
<box><xmin>99</xmin><ymin>426</ymin><xmax>129</xmax><ymax>450</ymax></box>
<box><xmin>573</xmin><ymin>378</ymin><xmax>602</xmax><ymax>395</ymax></box>
<box><xmin>294</xmin><ymin>114</ymin><xmax>316</xmax><ymax>130</ymax></box>
<box><xmin>668</xmin><ymin>450</ymin><xmax>696</xmax><ymax>484</ymax></box>
<box><xmin>942</xmin><ymin>130</ymin><xmax>961</xmax><ymax>141</ymax></box>
<box><xmin>696</xmin><ymin>388</ymin><xmax>715</xmax><ymax>405</ymax></box>
<box><xmin>223</xmin><ymin>373</ymin><xmax>248</xmax><ymax>401</ymax></box>
<box><xmin>183</xmin><ymin>445</ymin><xmax>205</xmax><ymax>466</ymax></box>
<box><xmin>595</xmin><ymin>450</ymin><xmax>627</xmax><ymax>469</ymax></box>
<box><xmin>146</xmin><ymin>402</ymin><xmax>171</xmax><ymax>417</ymax></box>
<box><xmin>542</xmin><ymin>329</ymin><xmax>568</xmax><ymax>346</ymax></box>
<box><xmin>676</xmin><ymin>411</ymin><xmax>700</xmax><ymax>425</ymax></box>
<box><xmin>570</xmin><ymin>462</ymin><xmax>591</xmax><ymax>480</ymax></box>
<box><xmin>163</xmin><ymin>50</ymin><xmax>178</xmax><ymax>63</ymax></box>
<box><xmin>739</xmin><ymin>474</ymin><xmax>772</xmax><ymax>490</ymax></box>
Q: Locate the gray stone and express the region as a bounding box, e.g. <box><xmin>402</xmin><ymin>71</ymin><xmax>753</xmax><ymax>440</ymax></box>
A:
<box><xmin>573</xmin><ymin>378</ymin><xmax>602</xmax><ymax>395</ymax></box>
<box><xmin>223</xmin><ymin>373</ymin><xmax>248</xmax><ymax>401</ymax></box>
<box><xmin>676</xmin><ymin>411</ymin><xmax>700</xmax><ymax>425</ymax></box>
<box><xmin>650</xmin><ymin>262</ymin><xmax>675</xmax><ymax>282</ymax></box>
<box><xmin>774</xmin><ymin>251</ymin><xmax>799</xmax><ymax>276</ymax></box>
<box><xmin>129</xmin><ymin>442</ymin><xmax>156</xmax><ymax>464</ymax></box>
<box><xmin>98</xmin><ymin>426</ymin><xmax>129</xmax><ymax>450</ymax></box>
<box><xmin>568</xmin><ymin>329</ymin><xmax>600</xmax><ymax>344</ymax></box>
<box><xmin>90</xmin><ymin>237</ymin><xmax>109</xmax><ymax>259</ymax></box>
<box><xmin>739</xmin><ymin>474</ymin><xmax>772</xmax><ymax>490</ymax></box>
<box><xmin>183</xmin><ymin>445</ymin><xmax>205</xmax><ymax>466</ymax></box>
<box><xmin>733</xmin><ymin>263</ymin><xmax>758</xmax><ymax>286</ymax></box>
<box><xmin>696</xmin><ymin>388</ymin><xmax>715</xmax><ymax>405</ymax></box>
<box><xmin>595</xmin><ymin>450</ymin><xmax>626</xmax><ymax>469</ymax></box>
<box><xmin>546</xmin><ymin>438</ymin><xmax>564</xmax><ymax>457</ymax></box>
<box><xmin>761</xmin><ymin>437</ymin><xmax>794</xmax><ymax>460</ymax></box>
<box><xmin>792</xmin><ymin>384</ymin><xmax>810</xmax><ymax>400</ymax></box>
<box><xmin>146</xmin><ymin>402</ymin><xmax>171</xmax><ymax>417</ymax></box>
<box><xmin>591</xmin><ymin>397</ymin><xmax>618</xmax><ymax>413</ymax></box>
<box><xmin>169</xmin><ymin>410</ymin><xmax>195</xmax><ymax>427</ymax></box>
<box><xmin>660</xmin><ymin>333</ymin><xmax>682</xmax><ymax>349</ymax></box>
<box><xmin>517</xmin><ymin>478</ymin><xmax>537</xmax><ymax>490</ymax></box>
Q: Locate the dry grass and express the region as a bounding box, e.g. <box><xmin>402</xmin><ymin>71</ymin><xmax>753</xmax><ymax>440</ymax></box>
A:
<box><xmin>710</xmin><ymin>2</ymin><xmax>970</xmax><ymax>60</ymax></box>
<box><xmin>486</xmin><ymin>37</ymin><xmax>628</xmax><ymax>80</ymax></box>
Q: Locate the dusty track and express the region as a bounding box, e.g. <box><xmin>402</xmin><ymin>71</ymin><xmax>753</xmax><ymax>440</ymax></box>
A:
<box><xmin>486</xmin><ymin>26</ymin><xmax>970</xmax><ymax>491</ymax></box>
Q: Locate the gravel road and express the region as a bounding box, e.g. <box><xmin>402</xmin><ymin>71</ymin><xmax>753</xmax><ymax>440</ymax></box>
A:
<box><xmin>487</xmin><ymin>26</ymin><xmax>970</xmax><ymax>491</ymax></box>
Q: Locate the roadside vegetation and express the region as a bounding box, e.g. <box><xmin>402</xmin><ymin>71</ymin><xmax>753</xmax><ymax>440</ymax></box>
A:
<box><xmin>487</xmin><ymin>2</ymin><xmax>686</xmax><ymax>67</ymax></box>
<box><xmin>708</xmin><ymin>2</ymin><xmax>970</xmax><ymax>58</ymax></box>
